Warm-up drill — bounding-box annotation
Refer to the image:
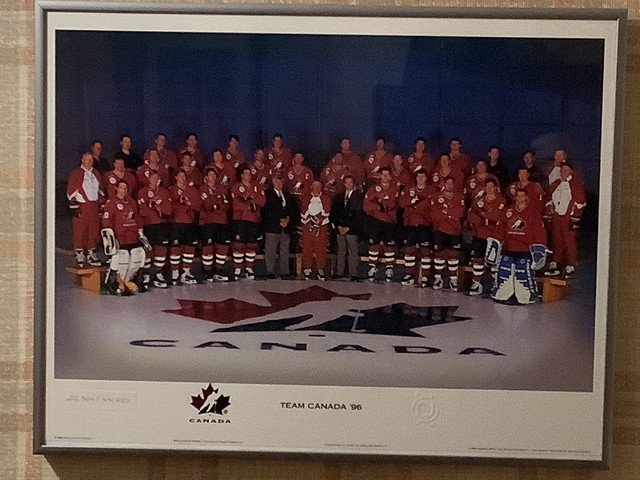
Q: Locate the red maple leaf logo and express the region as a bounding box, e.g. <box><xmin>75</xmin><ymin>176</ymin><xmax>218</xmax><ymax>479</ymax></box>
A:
<box><xmin>163</xmin><ymin>285</ymin><xmax>371</xmax><ymax>324</ymax></box>
<box><xmin>190</xmin><ymin>383</ymin><xmax>217</xmax><ymax>410</ymax></box>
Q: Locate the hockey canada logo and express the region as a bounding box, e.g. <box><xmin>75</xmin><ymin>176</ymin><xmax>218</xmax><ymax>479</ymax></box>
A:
<box><xmin>190</xmin><ymin>383</ymin><xmax>231</xmax><ymax>415</ymax></box>
<box><xmin>162</xmin><ymin>286</ymin><xmax>471</xmax><ymax>338</ymax></box>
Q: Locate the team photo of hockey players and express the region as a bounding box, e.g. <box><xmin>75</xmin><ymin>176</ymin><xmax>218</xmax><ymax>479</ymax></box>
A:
<box><xmin>51</xmin><ymin>28</ymin><xmax>607</xmax><ymax>392</ymax></box>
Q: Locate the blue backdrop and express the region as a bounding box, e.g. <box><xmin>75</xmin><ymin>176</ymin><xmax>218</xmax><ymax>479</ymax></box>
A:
<box><xmin>56</xmin><ymin>30</ymin><xmax>604</xmax><ymax>189</ymax></box>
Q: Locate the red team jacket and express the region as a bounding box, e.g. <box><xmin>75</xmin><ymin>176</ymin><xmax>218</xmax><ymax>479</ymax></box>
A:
<box><xmin>406</xmin><ymin>152</ymin><xmax>435</xmax><ymax>177</ymax></box>
<box><xmin>266</xmin><ymin>147</ymin><xmax>293</xmax><ymax>177</ymax></box>
<box><xmin>231</xmin><ymin>182</ymin><xmax>266</xmax><ymax>222</ymax></box>
<box><xmin>136</xmin><ymin>163</ymin><xmax>171</xmax><ymax>189</ymax></box>
<box><xmin>467</xmin><ymin>193</ymin><xmax>506</xmax><ymax>239</ymax></box>
<box><xmin>104</xmin><ymin>170</ymin><xmax>137</xmax><ymax>198</ymax></box>
<box><xmin>181</xmin><ymin>166</ymin><xmax>203</xmax><ymax>190</ymax></box>
<box><xmin>391</xmin><ymin>167</ymin><xmax>412</xmax><ymax>192</ymax></box>
<box><xmin>169</xmin><ymin>184</ymin><xmax>202</xmax><ymax>224</ymax></box>
<box><xmin>363</xmin><ymin>183</ymin><xmax>399</xmax><ymax>224</ymax></box>
<box><xmin>430</xmin><ymin>167</ymin><xmax>465</xmax><ymax>193</ymax></box>
<box><xmin>199</xmin><ymin>183</ymin><xmax>230</xmax><ymax>225</ymax></box>
<box><xmin>506</xmin><ymin>180</ymin><xmax>544</xmax><ymax>212</ymax></box>
<box><xmin>495</xmin><ymin>203</ymin><xmax>547</xmax><ymax>252</ymax></box>
<box><xmin>67</xmin><ymin>166</ymin><xmax>103</xmax><ymax>204</ymax></box>
<box><xmin>137</xmin><ymin>184</ymin><xmax>172</xmax><ymax>226</ymax></box>
<box><xmin>546</xmin><ymin>176</ymin><xmax>586</xmax><ymax>218</ymax></box>
<box><xmin>320</xmin><ymin>161</ymin><xmax>350</xmax><ymax>196</ymax></box>
<box><xmin>250</xmin><ymin>163</ymin><xmax>272</xmax><ymax>190</ymax></box>
<box><xmin>399</xmin><ymin>184</ymin><xmax>436</xmax><ymax>226</ymax></box>
<box><xmin>464</xmin><ymin>173</ymin><xmax>501</xmax><ymax>201</ymax></box>
<box><xmin>364</xmin><ymin>151</ymin><xmax>393</xmax><ymax>181</ymax></box>
<box><xmin>102</xmin><ymin>195</ymin><xmax>141</xmax><ymax>246</ymax></box>
<box><xmin>209</xmin><ymin>162</ymin><xmax>237</xmax><ymax>187</ymax></box>
<box><xmin>224</xmin><ymin>148</ymin><xmax>246</xmax><ymax>170</ymax></box>
<box><xmin>284</xmin><ymin>166</ymin><xmax>314</xmax><ymax>199</ymax></box>
<box><xmin>430</xmin><ymin>191</ymin><xmax>466</xmax><ymax>235</ymax></box>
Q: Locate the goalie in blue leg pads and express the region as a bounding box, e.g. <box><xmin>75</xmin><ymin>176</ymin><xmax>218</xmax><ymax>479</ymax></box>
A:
<box><xmin>488</xmin><ymin>189</ymin><xmax>548</xmax><ymax>304</ymax></box>
<box><xmin>491</xmin><ymin>253</ymin><xmax>515</xmax><ymax>302</ymax></box>
<box><xmin>513</xmin><ymin>255</ymin><xmax>537</xmax><ymax>304</ymax></box>
<box><xmin>490</xmin><ymin>253</ymin><xmax>537</xmax><ymax>304</ymax></box>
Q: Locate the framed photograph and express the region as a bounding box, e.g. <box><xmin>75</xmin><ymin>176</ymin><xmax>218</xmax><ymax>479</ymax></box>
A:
<box><xmin>34</xmin><ymin>1</ymin><xmax>626</xmax><ymax>465</ymax></box>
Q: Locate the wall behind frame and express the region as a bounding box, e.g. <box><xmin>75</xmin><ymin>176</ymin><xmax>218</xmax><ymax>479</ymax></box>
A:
<box><xmin>3</xmin><ymin>1</ymin><xmax>639</xmax><ymax>479</ymax></box>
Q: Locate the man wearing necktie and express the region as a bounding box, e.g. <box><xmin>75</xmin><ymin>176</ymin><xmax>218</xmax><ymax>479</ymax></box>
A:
<box><xmin>330</xmin><ymin>175</ymin><xmax>363</xmax><ymax>281</ymax></box>
<box><xmin>262</xmin><ymin>177</ymin><xmax>299</xmax><ymax>279</ymax></box>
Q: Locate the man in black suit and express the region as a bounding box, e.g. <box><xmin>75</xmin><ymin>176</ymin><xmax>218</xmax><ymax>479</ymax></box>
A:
<box><xmin>261</xmin><ymin>176</ymin><xmax>299</xmax><ymax>279</ymax></box>
<box><xmin>330</xmin><ymin>175</ymin><xmax>363</xmax><ymax>281</ymax></box>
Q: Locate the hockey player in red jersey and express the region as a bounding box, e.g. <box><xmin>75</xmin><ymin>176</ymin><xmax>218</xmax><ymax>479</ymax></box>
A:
<box><xmin>250</xmin><ymin>148</ymin><xmax>273</xmax><ymax>191</ymax></box>
<box><xmin>284</xmin><ymin>152</ymin><xmax>314</xmax><ymax>203</ymax></box>
<box><xmin>144</xmin><ymin>133</ymin><xmax>178</xmax><ymax>179</ymax></box>
<box><xmin>398</xmin><ymin>170</ymin><xmax>436</xmax><ymax>287</ymax></box>
<box><xmin>137</xmin><ymin>171</ymin><xmax>172</xmax><ymax>288</ymax></box>
<box><xmin>168</xmin><ymin>169</ymin><xmax>202</xmax><ymax>285</ymax></box>
<box><xmin>199</xmin><ymin>168</ymin><xmax>231</xmax><ymax>282</ymax></box>
<box><xmin>448</xmin><ymin>138</ymin><xmax>473</xmax><ymax>178</ymax></box>
<box><xmin>505</xmin><ymin>167</ymin><xmax>544</xmax><ymax>213</ymax></box>
<box><xmin>363</xmin><ymin>167</ymin><xmax>399</xmax><ymax>282</ymax></box>
<box><xmin>136</xmin><ymin>149</ymin><xmax>171</xmax><ymax>189</ymax></box>
<box><xmin>390</xmin><ymin>154</ymin><xmax>412</xmax><ymax>193</ymax></box>
<box><xmin>231</xmin><ymin>166</ymin><xmax>266</xmax><ymax>279</ymax></box>
<box><xmin>209</xmin><ymin>149</ymin><xmax>236</xmax><ymax>187</ymax></box>
<box><xmin>430</xmin><ymin>176</ymin><xmax>466</xmax><ymax>290</ymax></box>
<box><xmin>466</xmin><ymin>178</ymin><xmax>506</xmax><ymax>296</ymax></box>
<box><xmin>339</xmin><ymin>138</ymin><xmax>365</xmax><ymax>186</ymax></box>
<box><xmin>320</xmin><ymin>152</ymin><xmax>350</xmax><ymax>196</ymax></box>
<box><xmin>406</xmin><ymin>137</ymin><xmax>435</xmax><ymax>179</ymax></box>
<box><xmin>104</xmin><ymin>157</ymin><xmax>137</xmax><ymax>199</ymax></box>
<box><xmin>178</xmin><ymin>151</ymin><xmax>203</xmax><ymax>189</ymax></box>
<box><xmin>101</xmin><ymin>180</ymin><xmax>149</xmax><ymax>295</ymax></box>
<box><xmin>265</xmin><ymin>134</ymin><xmax>293</xmax><ymax>178</ymax></box>
<box><xmin>430</xmin><ymin>154</ymin><xmax>464</xmax><ymax>193</ymax></box>
<box><xmin>464</xmin><ymin>159</ymin><xmax>501</xmax><ymax>204</ymax></box>
<box><xmin>486</xmin><ymin>188</ymin><xmax>548</xmax><ymax>304</ymax></box>
<box><xmin>224</xmin><ymin>135</ymin><xmax>246</xmax><ymax>171</ymax></box>
<box><xmin>364</xmin><ymin>137</ymin><xmax>394</xmax><ymax>189</ymax></box>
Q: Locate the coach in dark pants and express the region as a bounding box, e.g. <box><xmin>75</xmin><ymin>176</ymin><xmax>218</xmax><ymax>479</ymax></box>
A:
<box><xmin>330</xmin><ymin>175</ymin><xmax>363</xmax><ymax>281</ymax></box>
<box><xmin>262</xmin><ymin>177</ymin><xmax>300</xmax><ymax>279</ymax></box>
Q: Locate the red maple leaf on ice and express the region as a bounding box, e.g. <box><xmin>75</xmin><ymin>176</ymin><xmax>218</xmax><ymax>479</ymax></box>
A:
<box><xmin>163</xmin><ymin>285</ymin><xmax>371</xmax><ymax>324</ymax></box>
